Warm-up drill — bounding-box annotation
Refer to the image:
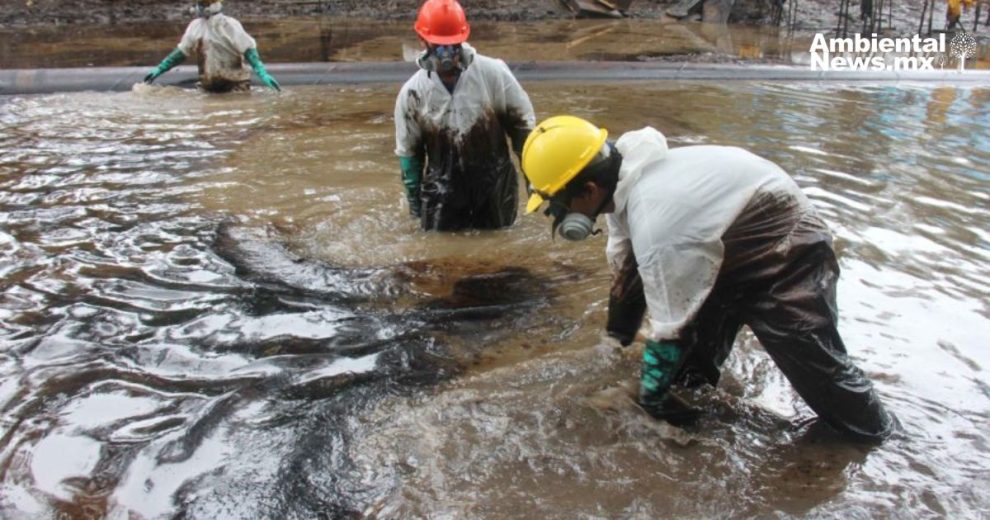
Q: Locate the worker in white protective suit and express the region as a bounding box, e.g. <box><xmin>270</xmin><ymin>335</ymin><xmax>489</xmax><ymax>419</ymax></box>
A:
<box><xmin>143</xmin><ymin>0</ymin><xmax>280</xmax><ymax>92</ymax></box>
<box><xmin>394</xmin><ymin>0</ymin><xmax>535</xmax><ymax>231</ymax></box>
<box><xmin>521</xmin><ymin>115</ymin><xmax>895</xmax><ymax>441</ymax></box>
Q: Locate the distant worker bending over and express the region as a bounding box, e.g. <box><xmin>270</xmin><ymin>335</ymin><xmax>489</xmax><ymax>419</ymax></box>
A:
<box><xmin>144</xmin><ymin>0</ymin><xmax>280</xmax><ymax>92</ymax></box>
<box><xmin>394</xmin><ymin>0</ymin><xmax>535</xmax><ymax>231</ymax></box>
<box><xmin>522</xmin><ymin>115</ymin><xmax>896</xmax><ymax>441</ymax></box>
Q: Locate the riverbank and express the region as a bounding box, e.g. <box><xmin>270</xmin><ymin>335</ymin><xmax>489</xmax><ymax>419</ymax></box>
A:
<box><xmin>0</xmin><ymin>0</ymin><xmax>963</xmax><ymax>38</ymax></box>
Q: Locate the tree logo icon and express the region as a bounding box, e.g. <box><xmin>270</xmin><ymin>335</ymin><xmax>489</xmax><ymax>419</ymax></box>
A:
<box><xmin>949</xmin><ymin>32</ymin><xmax>977</xmax><ymax>72</ymax></box>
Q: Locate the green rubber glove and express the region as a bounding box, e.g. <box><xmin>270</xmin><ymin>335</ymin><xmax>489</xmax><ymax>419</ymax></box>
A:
<box><xmin>244</xmin><ymin>48</ymin><xmax>280</xmax><ymax>91</ymax></box>
<box><xmin>399</xmin><ymin>155</ymin><xmax>424</xmax><ymax>218</ymax></box>
<box><xmin>640</xmin><ymin>340</ymin><xmax>683</xmax><ymax>403</ymax></box>
<box><xmin>640</xmin><ymin>339</ymin><xmax>702</xmax><ymax>425</ymax></box>
<box><xmin>144</xmin><ymin>48</ymin><xmax>186</xmax><ymax>84</ymax></box>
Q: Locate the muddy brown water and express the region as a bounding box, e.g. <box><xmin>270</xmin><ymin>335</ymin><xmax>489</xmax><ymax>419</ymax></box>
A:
<box><xmin>1</xmin><ymin>80</ymin><xmax>989</xmax><ymax>518</ymax></box>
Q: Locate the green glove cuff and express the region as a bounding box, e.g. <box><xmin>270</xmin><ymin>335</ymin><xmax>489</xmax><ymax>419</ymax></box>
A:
<box><xmin>399</xmin><ymin>155</ymin><xmax>424</xmax><ymax>216</ymax></box>
<box><xmin>641</xmin><ymin>339</ymin><xmax>684</xmax><ymax>396</ymax></box>
<box><xmin>244</xmin><ymin>48</ymin><xmax>280</xmax><ymax>90</ymax></box>
<box><xmin>155</xmin><ymin>48</ymin><xmax>186</xmax><ymax>75</ymax></box>
<box><xmin>245</xmin><ymin>48</ymin><xmax>268</xmax><ymax>77</ymax></box>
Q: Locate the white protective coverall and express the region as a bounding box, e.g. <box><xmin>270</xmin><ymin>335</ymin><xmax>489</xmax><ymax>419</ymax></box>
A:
<box><xmin>394</xmin><ymin>43</ymin><xmax>535</xmax><ymax>231</ymax></box>
<box><xmin>605</xmin><ymin>127</ymin><xmax>893</xmax><ymax>440</ymax></box>
<box><xmin>606</xmin><ymin>128</ymin><xmax>803</xmax><ymax>340</ymax></box>
<box><xmin>178</xmin><ymin>13</ymin><xmax>257</xmax><ymax>91</ymax></box>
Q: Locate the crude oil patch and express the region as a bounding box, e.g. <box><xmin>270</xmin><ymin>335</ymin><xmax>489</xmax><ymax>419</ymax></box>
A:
<box><xmin>212</xmin><ymin>221</ymin><xmax>557</xmax><ymax>365</ymax></box>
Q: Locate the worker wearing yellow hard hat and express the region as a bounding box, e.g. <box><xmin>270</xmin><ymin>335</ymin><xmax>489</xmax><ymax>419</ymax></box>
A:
<box><xmin>522</xmin><ymin>115</ymin><xmax>895</xmax><ymax>440</ymax></box>
<box><xmin>143</xmin><ymin>0</ymin><xmax>280</xmax><ymax>92</ymax></box>
<box><xmin>523</xmin><ymin>115</ymin><xmax>610</xmax><ymax>213</ymax></box>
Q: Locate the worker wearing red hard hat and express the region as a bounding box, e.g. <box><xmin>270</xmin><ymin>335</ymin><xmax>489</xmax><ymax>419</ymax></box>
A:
<box><xmin>394</xmin><ymin>0</ymin><xmax>535</xmax><ymax>231</ymax></box>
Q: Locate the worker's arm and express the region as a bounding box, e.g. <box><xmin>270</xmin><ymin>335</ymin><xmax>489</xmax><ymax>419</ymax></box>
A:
<box><xmin>493</xmin><ymin>59</ymin><xmax>535</xmax><ymax>157</ymax></box>
<box><xmin>605</xmin><ymin>215</ymin><xmax>645</xmax><ymax>345</ymax></box>
<box><xmin>144</xmin><ymin>48</ymin><xmax>186</xmax><ymax>84</ymax></box>
<box><xmin>244</xmin><ymin>48</ymin><xmax>280</xmax><ymax>91</ymax></box>
<box><xmin>394</xmin><ymin>83</ymin><xmax>425</xmax><ymax>218</ymax></box>
<box><xmin>632</xmin><ymin>240</ymin><xmax>719</xmax><ymax>424</ymax></box>
<box><xmin>147</xmin><ymin>19</ymin><xmax>200</xmax><ymax>84</ymax></box>
<box><xmin>607</xmin><ymin>252</ymin><xmax>647</xmax><ymax>346</ymax></box>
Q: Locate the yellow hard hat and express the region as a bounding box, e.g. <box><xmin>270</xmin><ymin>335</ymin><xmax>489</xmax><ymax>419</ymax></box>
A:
<box><xmin>521</xmin><ymin>115</ymin><xmax>608</xmax><ymax>214</ymax></box>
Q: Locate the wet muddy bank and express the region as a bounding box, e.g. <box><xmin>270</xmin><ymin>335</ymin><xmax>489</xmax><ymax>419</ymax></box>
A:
<box><xmin>8</xmin><ymin>0</ymin><xmax>667</xmax><ymax>27</ymax></box>
<box><xmin>0</xmin><ymin>0</ymin><xmax>945</xmax><ymax>38</ymax></box>
<box><xmin>7</xmin><ymin>16</ymin><xmax>988</xmax><ymax>73</ymax></box>
<box><xmin>5</xmin><ymin>10</ymin><xmax>988</xmax><ymax>75</ymax></box>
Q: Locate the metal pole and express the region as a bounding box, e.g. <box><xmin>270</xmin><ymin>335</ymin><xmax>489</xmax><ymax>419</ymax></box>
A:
<box><xmin>837</xmin><ymin>0</ymin><xmax>844</xmax><ymax>35</ymax></box>
<box><xmin>846</xmin><ymin>0</ymin><xmax>853</xmax><ymax>36</ymax></box>
<box><xmin>861</xmin><ymin>0</ymin><xmax>868</xmax><ymax>33</ymax></box>
<box><xmin>873</xmin><ymin>0</ymin><xmax>884</xmax><ymax>33</ymax></box>
<box><xmin>919</xmin><ymin>0</ymin><xmax>928</xmax><ymax>34</ymax></box>
<box><xmin>928</xmin><ymin>0</ymin><xmax>934</xmax><ymax>33</ymax></box>
<box><xmin>847</xmin><ymin>0</ymin><xmax>853</xmax><ymax>35</ymax></box>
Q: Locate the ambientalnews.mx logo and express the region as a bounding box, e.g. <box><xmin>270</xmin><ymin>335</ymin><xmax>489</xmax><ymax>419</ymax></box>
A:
<box><xmin>809</xmin><ymin>33</ymin><xmax>947</xmax><ymax>71</ymax></box>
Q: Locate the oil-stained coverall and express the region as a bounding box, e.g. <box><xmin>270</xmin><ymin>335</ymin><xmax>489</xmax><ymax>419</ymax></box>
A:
<box><xmin>178</xmin><ymin>13</ymin><xmax>260</xmax><ymax>92</ymax></box>
<box><xmin>144</xmin><ymin>2</ymin><xmax>279</xmax><ymax>92</ymax></box>
<box><xmin>605</xmin><ymin>127</ymin><xmax>894</xmax><ymax>440</ymax></box>
<box><xmin>394</xmin><ymin>43</ymin><xmax>536</xmax><ymax>231</ymax></box>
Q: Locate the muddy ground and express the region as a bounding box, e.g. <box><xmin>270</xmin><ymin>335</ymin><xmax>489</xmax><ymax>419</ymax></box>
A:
<box><xmin>0</xmin><ymin>0</ymin><xmax>942</xmax><ymax>36</ymax></box>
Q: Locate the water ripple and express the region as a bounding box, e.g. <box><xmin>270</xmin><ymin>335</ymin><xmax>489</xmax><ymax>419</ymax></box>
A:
<box><xmin>0</xmin><ymin>83</ymin><xmax>988</xmax><ymax>518</ymax></box>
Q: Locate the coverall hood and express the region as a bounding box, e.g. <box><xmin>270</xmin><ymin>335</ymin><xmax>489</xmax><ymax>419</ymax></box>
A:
<box><xmin>613</xmin><ymin>126</ymin><xmax>668</xmax><ymax>217</ymax></box>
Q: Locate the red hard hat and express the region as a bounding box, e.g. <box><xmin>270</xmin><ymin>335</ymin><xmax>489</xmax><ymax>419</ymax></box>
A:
<box><xmin>414</xmin><ymin>0</ymin><xmax>470</xmax><ymax>45</ymax></box>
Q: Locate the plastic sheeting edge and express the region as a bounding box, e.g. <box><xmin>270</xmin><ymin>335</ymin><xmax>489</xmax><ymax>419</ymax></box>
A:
<box><xmin>2</xmin><ymin>61</ymin><xmax>989</xmax><ymax>95</ymax></box>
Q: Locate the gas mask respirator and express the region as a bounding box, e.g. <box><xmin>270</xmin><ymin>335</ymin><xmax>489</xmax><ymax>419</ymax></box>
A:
<box><xmin>545</xmin><ymin>143</ymin><xmax>622</xmax><ymax>242</ymax></box>
<box><xmin>546</xmin><ymin>197</ymin><xmax>602</xmax><ymax>242</ymax></box>
<box><xmin>191</xmin><ymin>2</ymin><xmax>222</xmax><ymax>18</ymax></box>
<box><xmin>417</xmin><ymin>45</ymin><xmax>466</xmax><ymax>74</ymax></box>
<box><xmin>558</xmin><ymin>212</ymin><xmax>598</xmax><ymax>241</ymax></box>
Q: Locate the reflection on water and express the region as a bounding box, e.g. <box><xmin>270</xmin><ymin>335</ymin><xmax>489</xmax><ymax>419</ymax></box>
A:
<box><xmin>0</xmin><ymin>82</ymin><xmax>988</xmax><ymax>518</ymax></box>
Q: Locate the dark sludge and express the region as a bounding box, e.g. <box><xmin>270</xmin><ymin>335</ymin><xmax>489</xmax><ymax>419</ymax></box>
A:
<box><xmin>213</xmin><ymin>221</ymin><xmax>556</xmax><ymax>335</ymax></box>
<box><xmin>188</xmin><ymin>222</ymin><xmax>560</xmax><ymax>516</ymax></box>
